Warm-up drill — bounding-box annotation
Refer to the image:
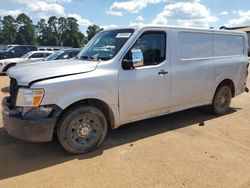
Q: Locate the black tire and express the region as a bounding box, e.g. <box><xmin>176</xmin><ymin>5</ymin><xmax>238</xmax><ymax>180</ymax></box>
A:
<box><xmin>57</xmin><ymin>105</ymin><xmax>107</xmax><ymax>154</ymax></box>
<box><xmin>3</xmin><ymin>63</ymin><xmax>16</xmax><ymax>73</ymax></box>
<box><xmin>211</xmin><ymin>85</ymin><xmax>232</xmax><ymax>115</ymax></box>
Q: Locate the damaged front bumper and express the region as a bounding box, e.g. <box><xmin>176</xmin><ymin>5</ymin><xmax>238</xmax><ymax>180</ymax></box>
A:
<box><xmin>2</xmin><ymin>97</ymin><xmax>62</xmax><ymax>142</ymax></box>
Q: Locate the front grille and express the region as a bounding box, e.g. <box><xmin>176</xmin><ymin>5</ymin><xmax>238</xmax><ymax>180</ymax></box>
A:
<box><xmin>9</xmin><ymin>78</ymin><xmax>18</xmax><ymax>108</ymax></box>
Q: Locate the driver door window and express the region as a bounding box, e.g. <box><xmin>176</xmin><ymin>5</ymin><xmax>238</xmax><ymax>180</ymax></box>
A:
<box><xmin>129</xmin><ymin>32</ymin><xmax>166</xmax><ymax>66</ymax></box>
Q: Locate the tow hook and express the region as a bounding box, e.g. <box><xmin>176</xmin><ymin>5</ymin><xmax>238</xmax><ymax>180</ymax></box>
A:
<box><xmin>245</xmin><ymin>87</ymin><xmax>249</xmax><ymax>93</ymax></box>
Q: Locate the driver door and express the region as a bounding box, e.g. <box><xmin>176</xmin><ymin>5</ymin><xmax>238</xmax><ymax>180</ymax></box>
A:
<box><xmin>118</xmin><ymin>30</ymin><xmax>171</xmax><ymax>124</ymax></box>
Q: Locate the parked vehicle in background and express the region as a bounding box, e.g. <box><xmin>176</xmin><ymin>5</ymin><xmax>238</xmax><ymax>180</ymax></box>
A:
<box><xmin>0</xmin><ymin>44</ymin><xmax>19</xmax><ymax>51</ymax></box>
<box><xmin>38</xmin><ymin>47</ymin><xmax>63</xmax><ymax>51</ymax></box>
<box><xmin>2</xmin><ymin>26</ymin><xmax>249</xmax><ymax>154</ymax></box>
<box><xmin>38</xmin><ymin>47</ymin><xmax>52</xmax><ymax>51</ymax></box>
<box><xmin>45</xmin><ymin>48</ymin><xmax>81</xmax><ymax>61</ymax></box>
<box><xmin>13</xmin><ymin>48</ymin><xmax>81</xmax><ymax>69</ymax></box>
<box><xmin>0</xmin><ymin>51</ymin><xmax>52</xmax><ymax>73</ymax></box>
<box><xmin>0</xmin><ymin>45</ymin><xmax>6</xmax><ymax>51</ymax></box>
<box><xmin>0</xmin><ymin>45</ymin><xmax>38</xmax><ymax>60</ymax></box>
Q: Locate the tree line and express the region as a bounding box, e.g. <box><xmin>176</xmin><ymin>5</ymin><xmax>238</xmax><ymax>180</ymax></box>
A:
<box><xmin>0</xmin><ymin>13</ymin><xmax>103</xmax><ymax>48</ymax></box>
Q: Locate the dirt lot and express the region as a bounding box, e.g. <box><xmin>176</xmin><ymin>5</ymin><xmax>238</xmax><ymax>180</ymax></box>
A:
<box><xmin>0</xmin><ymin>73</ymin><xmax>250</xmax><ymax>188</ymax></box>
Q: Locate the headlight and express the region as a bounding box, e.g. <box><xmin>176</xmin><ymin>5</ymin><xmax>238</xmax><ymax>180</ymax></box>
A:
<box><xmin>16</xmin><ymin>88</ymin><xmax>44</xmax><ymax>107</ymax></box>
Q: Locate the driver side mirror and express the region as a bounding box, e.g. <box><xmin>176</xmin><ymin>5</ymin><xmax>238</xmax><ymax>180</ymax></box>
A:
<box><xmin>122</xmin><ymin>49</ymin><xmax>144</xmax><ymax>70</ymax></box>
<box><xmin>10</xmin><ymin>50</ymin><xmax>15</xmax><ymax>54</ymax></box>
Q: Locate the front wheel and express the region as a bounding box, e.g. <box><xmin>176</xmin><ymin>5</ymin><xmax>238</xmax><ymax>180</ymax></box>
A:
<box><xmin>211</xmin><ymin>85</ymin><xmax>232</xmax><ymax>115</ymax></box>
<box><xmin>57</xmin><ymin>105</ymin><xmax>108</xmax><ymax>154</ymax></box>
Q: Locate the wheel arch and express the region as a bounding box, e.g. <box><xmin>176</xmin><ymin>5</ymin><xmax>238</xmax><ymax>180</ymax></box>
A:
<box><xmin>56</xmin><ymin>98</ymin><xmax>116</xmax><ymax>129</ymax></box>
<box><xmin>214</xmin><ymin>79</ymin><xmax>235</xmax><ymax>99</ymax></box>
<box><xmin>3</xmin><ymin>63</ymin><xmax>16</xmax><ymax>72</ymax></box>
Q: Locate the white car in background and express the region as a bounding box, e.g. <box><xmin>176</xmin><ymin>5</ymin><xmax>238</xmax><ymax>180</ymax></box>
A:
<box><xmin>0</xmin><ymin>51</ymin><xmax>52</xmax><ymax>74</ymax></box>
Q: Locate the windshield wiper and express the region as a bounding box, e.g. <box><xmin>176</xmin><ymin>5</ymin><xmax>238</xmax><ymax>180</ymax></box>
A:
<box><xmin>96</xmin><ymin>56</ymin><xmax>110</xmax><ymax>61</ymax></box>
<box><xmin>80</xmin><ymin>56</ymin><xmax>96</xmax><ymax>61</ymax></box>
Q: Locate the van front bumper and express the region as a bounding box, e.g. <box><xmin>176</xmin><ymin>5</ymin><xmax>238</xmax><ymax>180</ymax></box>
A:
<box><xmin>2</xmin><ymin>97</ymin><xmax>60</xmax><ymax>142</ymax></box>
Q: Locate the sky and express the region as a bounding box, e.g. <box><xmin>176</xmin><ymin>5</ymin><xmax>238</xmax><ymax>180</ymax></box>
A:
<box><xmin>0</xmin><ymin>0</ymin><xmax>250</xmax><ymax>32</ymax></box>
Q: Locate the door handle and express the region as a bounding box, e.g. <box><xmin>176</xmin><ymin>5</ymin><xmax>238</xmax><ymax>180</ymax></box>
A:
<box><xmin>158</xmin><ymin>70</ymin><xmax>168</xmax><ymax>75</ymax></box>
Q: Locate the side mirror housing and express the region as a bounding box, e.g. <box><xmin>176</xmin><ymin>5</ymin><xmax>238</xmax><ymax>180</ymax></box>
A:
<box><xmin>122</xmin><ymin>59</ymin><xmax>133</xmax><ymax>70</ymax></box>
<box><xmin>122</xmin><ymin>49</ymin><xmax>144</xmax><ymax>70</ymax></box>
<box><xmin>10</xmin><ymin>50</ymin><xmax>15</xmax><ymax>54</ymax></box>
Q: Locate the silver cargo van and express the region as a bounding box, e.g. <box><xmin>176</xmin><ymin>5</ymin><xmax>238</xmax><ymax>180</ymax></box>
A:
<box><xmin>2</xmin><ymin>26</ymin><xmax>249</xmax><ymax>154</ymax></box>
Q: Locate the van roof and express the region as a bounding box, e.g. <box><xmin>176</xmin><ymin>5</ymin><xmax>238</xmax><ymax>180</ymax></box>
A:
<box><xmin>105</xmin><ymin>25</ymin><xmax>246</xmax><ymax>35</ymax></box>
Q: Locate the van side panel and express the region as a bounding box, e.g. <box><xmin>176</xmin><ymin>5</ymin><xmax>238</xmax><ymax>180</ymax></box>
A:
<box><xmin>170</xmin><ymin>30</ymin><xmax>214</xmax><ymax>111</ymax></box>
<box><xmin>213</xmin><ymin>32</ymin><xmax>248</xmax><ymax>97</ymax></box>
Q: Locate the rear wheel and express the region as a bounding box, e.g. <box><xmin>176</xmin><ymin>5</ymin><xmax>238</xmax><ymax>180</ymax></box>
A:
<box><xmin>211</xmin><ymin>85</ymin><xmax>232</xmax><ymax>115</ymax></box>
<box><xmin>57</xmin><ymin>105</ymin><xmax>107</xmax><ymax>154</ymax></box>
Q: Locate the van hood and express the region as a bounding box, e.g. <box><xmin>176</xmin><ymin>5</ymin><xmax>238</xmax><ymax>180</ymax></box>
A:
<box><xmin>8</xmin><ymin>59</ymin><xmax>98</xmax><ymax>86</ymax></box>
<box><xmin>16</xmin><ymin>59</ymin><xmax>46</xmax><ymax>66</ymax></box>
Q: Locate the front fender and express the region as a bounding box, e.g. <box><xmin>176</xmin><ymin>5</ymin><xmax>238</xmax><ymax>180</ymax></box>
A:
<box><xmin>32</xmin><ymin>67</ymin><xmax>119</xmax><ymax>126</ymax></box>
<box><xmin>57</xmin><ymin>89</ymin><xmax>112</xmax><ymax>109</ymax></box>
<box><xmin>56</xmin><ymin>89</ymin><xmax>120</xmax><ymax>127</ymax></box>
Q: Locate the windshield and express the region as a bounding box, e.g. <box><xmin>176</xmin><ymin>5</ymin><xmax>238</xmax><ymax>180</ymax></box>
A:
<box><xmin>21</xmin><ymin>52</ymin><xmax>32</xmax><ymax>58</ymax></box>
<box><xmin>77</xmin><ymin>29</ymin><xmax>134</xmax><ymax>61</ymax></box>
<box><xmin>46</xmin><ymin>50</ymin><xmax>65</xmax><ymax>61</ymax></box>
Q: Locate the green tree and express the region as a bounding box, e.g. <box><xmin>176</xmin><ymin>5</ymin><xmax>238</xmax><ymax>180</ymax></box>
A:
<box><xmin>47</xmin><ymin>16</ymin><xmax>59</xmax><ymax>45</ymax></box>
<box><xmin>0</xmin><ymin>12</ymin><xmax>104</xmax><ymax>47</ymax></box>
<box><xmin>36</xmin><ymin>18</ymin><xmax>50</xmax><ymax>45</ymax></box>
<box><xmin>2</xmin><ymin>15</ymin><xmax>17</xmax><ymax>44</ymax></box>
<box><xmin>15</xmin><ymin>13</ymin><xmax>35</xmax><ymax>44</ymax></box>
<box><xmin>0</xmin><ymin>17</ymin><xmax>3</xmax><ymax>43</ymax></box>
<box><xmin>86</xmin><ymin>24</ymin><xmax>103</xmax><ymax>41</ymax></box>
<box><xmin>35</xmin><ymin>16</ymin><xmax>88</xmax><ymax>47</ymax></box>
<box><xmin>0</xmin><ymin>31</ymin><xmax>2</xmax><ymax>44</ymax></box>
<box><xmin>58</xmin><ymin>17</ymin><xmax>67</xmax><ymax>46</ymax></box>
<box><xmin>61</xmin><ymin>17</ymin><xmax>87</xmax><ymax>47</ymax></box>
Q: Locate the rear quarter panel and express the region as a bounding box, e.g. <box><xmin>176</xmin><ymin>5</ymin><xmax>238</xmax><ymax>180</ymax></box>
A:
<box><xmin>213</xmin><ymin>56</ymin><xmax>247</xmax><ymax>96</ymax></box>
<box><xmin>213</xmin><ymin>31</ymin><xmax>248</xmax><ymax>97</ymax></box>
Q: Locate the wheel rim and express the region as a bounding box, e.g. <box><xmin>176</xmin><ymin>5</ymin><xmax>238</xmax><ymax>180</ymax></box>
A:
<box><xmin>77</xmin><ymin>123</ymin><xmax>92</xmax><ymax>137</ymax></box>
<box><xmin>215</xmin><ymin>87</ymin><xmax>231</xmax><ymax>113</ymax></box>
<box><xmin>69</xmin><ymin>113</ymin><xmax>102</xmax><ymax>147</ymax></box>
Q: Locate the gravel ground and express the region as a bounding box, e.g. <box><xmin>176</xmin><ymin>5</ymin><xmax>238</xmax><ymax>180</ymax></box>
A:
<box><xmin>0</xmin><ymin>71</ymin><xmax>250</xmax><ymax>188</ymax></box>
